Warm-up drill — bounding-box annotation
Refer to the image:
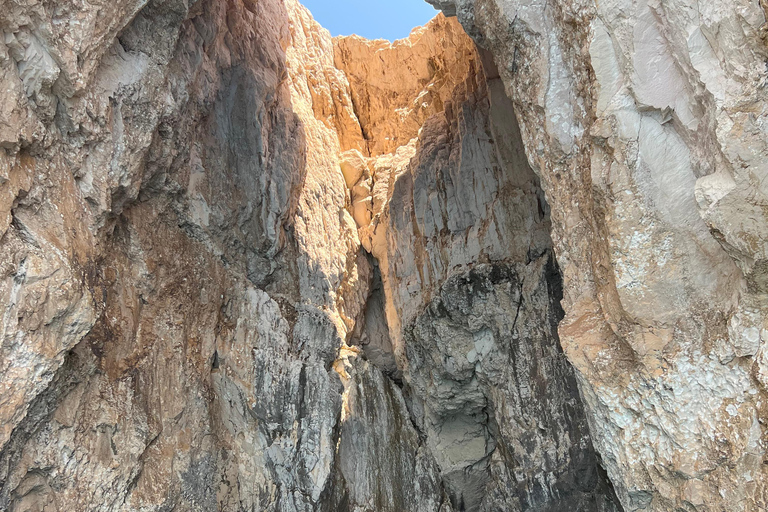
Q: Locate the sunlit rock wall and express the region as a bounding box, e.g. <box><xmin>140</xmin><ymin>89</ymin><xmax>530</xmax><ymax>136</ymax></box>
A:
<box><xmin>0</xmin><ymin>0</ymin><xmax>613</xmax><ymax>509</ymax></box>
<box><xmin>0</xmin><ymin>0</ymin><xmax>357</xmax><ymax>508</ymax></box>
<box><xmin>331</xmin><ymin>14</ymin><xmax>621</xmax><ymax>510</ymax></box>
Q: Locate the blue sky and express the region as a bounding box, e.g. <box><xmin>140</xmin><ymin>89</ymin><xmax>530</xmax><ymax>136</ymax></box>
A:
<box><xmin>300</xmin><ymin>0</ymin><xmax>440</xmax><ymax>41</ymax></box>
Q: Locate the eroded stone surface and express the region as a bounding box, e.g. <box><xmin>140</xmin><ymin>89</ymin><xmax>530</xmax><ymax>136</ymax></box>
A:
<box><xmin>4</xmin><ymin>0</ymin><xmax>764</xmax><ymax>510</ymax></box>
<box><xmin>0</xmin><ymin>0</ymin><xmax>356</xmax><ymax>509</ymax></box>
<box><xmin>428</xmin><ymin>0</ymin><xmax>768</xmax><ymax>510</ymax></box>
<box><xmin>0</xmin><ymin>1</ymin><xmax>495</xmax><ymax>510</ymax></box>
<box><xmin>371</xmin><ymin>48</ymin><xmax>618</xmax><ymax>509</ymax></box>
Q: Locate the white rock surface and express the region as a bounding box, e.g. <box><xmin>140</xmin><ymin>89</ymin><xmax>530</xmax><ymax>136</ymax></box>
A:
<box><xmin>428</xmin><ymin>0</ymin><xmax>768</xmax><ymax>509</ymax></box>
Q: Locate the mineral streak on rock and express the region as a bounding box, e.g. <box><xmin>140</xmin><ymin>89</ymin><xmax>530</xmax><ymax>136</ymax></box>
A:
<box><xmin>0</xmin><ymin>0</ymin><xmax>765</xmax><ymax>511</ymax></box>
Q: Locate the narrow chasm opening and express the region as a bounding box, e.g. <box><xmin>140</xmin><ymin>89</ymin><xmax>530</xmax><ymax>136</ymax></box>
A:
<box><xmin>293</xmin><ymin>2</ymin><xmax>625</xmax><ymax>511</ymax></box>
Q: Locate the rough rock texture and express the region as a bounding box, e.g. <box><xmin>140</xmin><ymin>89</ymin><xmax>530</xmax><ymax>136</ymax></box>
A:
<box><xmin>427</xmin><ymin>0</ymin><xmax>768</xmax><ymax>510</ymax></box>
<box><xmin>0</xmin><ymin>0</ymin><xmax>347</xmax><ymax>509</ymax></box>
<box><xmin>0</xmin><ymin>0</ymin><xmax>618</xmax><ymax>510</ymax></box>
<box><xmin>334</xmin><ymin>16</ymin><xmax>477</xmax><ymax>156</ymax></box>
<box><xmin>368</xmin><ymin>49</ymin><xmax>617</xmax><ymax>510</ymax></box>
<box><xmin>2</xmin><ymin>0</ymin><xmax>765</xmax><ymax>511</ymax></box>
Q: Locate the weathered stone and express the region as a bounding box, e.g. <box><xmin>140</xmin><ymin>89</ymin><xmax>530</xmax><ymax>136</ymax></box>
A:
<box><xmin>428</xmin><ymin>0</ymin><xmax>768</xmax><ymax>510</ymax></box>
<box><xmin>2</xmin><ymin>0</ymin><xmax>766</xmax><ymax>510</ymax></box>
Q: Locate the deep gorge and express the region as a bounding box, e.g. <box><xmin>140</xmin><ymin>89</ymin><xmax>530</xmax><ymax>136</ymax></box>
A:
<box><xmin>0</xmin><ymin>0</ymin><xmax>766</xmax><ymax>511</ymax></box>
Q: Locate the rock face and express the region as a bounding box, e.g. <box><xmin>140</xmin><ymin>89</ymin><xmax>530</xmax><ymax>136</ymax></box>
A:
<box><xmin>334</xmin><ymin>12</ymin><xmax>623</xmax><ymax>508</ymax></box>
<box><xmin>0</xmin><ymin>0</ymin><xmax>614</xmax><ymax>510</ymax></box>
<box><xmin>426</xmin><ymin>0</ymin><xmax>768</xmax><ymax>510</ymax></box>
<box><xmin>0</xmin><ymin>0</ymin><xmax>764</xmax><ymax>511</ymax></box>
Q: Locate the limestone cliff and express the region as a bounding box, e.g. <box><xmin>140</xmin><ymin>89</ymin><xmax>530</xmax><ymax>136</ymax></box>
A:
<box><xmin>0</xmin><ymin>0</ymin><xmax>766</xmax><ymax>511</ymax></box>
<box><xmin>427</xmin><ymin>0</ymin><xmax>768</xmax><ymax>510</ymax></box>
<box><xmin>0</xmin><ymin>0</ymin><xmax>612</xmax><ymax>509</ymax></box>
